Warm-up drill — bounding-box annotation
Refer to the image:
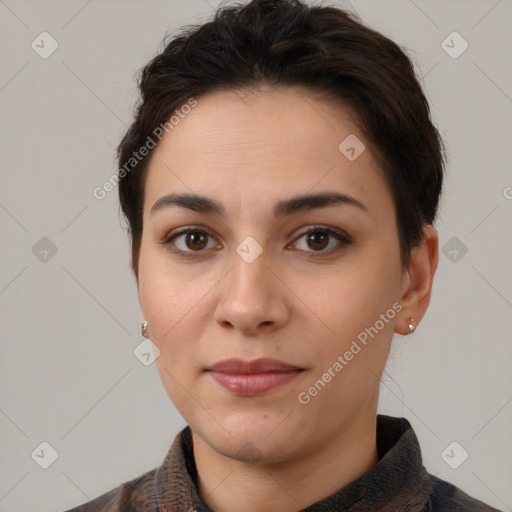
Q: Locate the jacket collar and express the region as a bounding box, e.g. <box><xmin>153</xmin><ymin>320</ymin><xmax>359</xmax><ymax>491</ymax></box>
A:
<box><xmin>154</xmin><ymin>414</ymin><xmax>432</xmax><ymax>511</ymax></box>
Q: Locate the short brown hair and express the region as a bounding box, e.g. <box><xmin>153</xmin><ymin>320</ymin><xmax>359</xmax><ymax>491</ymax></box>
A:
<box><xmin>117</xmin><ymin>0</ymin><xmax>446</xmax><ymax>278</ymax></box>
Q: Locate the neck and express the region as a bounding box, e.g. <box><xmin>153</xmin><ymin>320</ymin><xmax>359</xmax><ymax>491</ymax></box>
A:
<box><xmin>191</xmin><ymin>408</ymin><xmax>379</xmax><ymax>512</ymax></box>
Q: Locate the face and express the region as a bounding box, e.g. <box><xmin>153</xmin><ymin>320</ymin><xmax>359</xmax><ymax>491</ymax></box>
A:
<box><xmin>137</xmin><ymin>86</ymin><xmax>408</xmax><ymax>463</ymax></box>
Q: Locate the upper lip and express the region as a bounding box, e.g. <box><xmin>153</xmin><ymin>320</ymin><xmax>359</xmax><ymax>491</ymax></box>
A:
<box><xmin>207</xmin><ymin>357</ymin><xmax>302</xmax><ymax>374</ymax></box>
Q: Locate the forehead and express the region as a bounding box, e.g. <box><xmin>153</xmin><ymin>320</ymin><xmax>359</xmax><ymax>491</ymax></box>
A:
<box><xmin>143</xmin><ymin>86</ymin><xmax>394</xmax><ymax>223</ymax></box>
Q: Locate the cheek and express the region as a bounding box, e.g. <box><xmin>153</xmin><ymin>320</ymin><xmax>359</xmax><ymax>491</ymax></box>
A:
<box><xmin>321</xmin><ymin>263</ymin><xmax>399</xmax><ymax>328</ymax></box>
<box><xmin>139</xmin><ymin>259</ymin><xmax>204</xmax><ymax>411</ymax></box>
<box><xmin>307</xmin><ymin>249</ymin><xmax>401</xmax><ymax>365</ymax></box>
<box><xmin>137</xmin><ymin>248</ymin><xmax>215</xmax><ymax>364</ymax></box>
<box><xmin>138</xmin><ymin>248</ymin><xmax>185</xmax><ymax>346</ymax></box>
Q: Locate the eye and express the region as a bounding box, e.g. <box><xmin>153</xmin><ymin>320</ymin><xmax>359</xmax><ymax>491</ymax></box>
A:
<box><xmin>160</xmin><ymin>227</ymin><xmax>220</xmax><ymax>257</ymax></box>
<box><xmin>289</xmin><ymin>226</ymin><xmax>351</xmax><ymax>256</ymax></box>
<box><xmin>160</xmin><ymin>225</ymin><xmax>351</xmax><ymax>259</ymax></box>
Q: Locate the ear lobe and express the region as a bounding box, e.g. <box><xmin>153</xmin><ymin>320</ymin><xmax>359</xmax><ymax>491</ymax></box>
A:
<box><xmin>395</xmin><ymin>225</ymin><xmax>439</xmax><ymax>335</ymax></box>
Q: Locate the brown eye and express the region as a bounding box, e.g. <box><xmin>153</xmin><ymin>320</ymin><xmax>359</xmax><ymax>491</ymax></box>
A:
<box><xmin>290</xmin><ymin>226</ymin><xmax>351</xmax><ymax>256</ymax></box>
<box><xmin>162</xmin><ymin>228</ymin><xmax>219</xmax><ymax>256</ymax></box>
<box><xmin>184</xmin><ymin>231</ymin><xmax>209</xmax><ymax>251</ymax></box>
<box><xmin>305</xmin><ymin>231</ymin><xmax>329</xmax><ymax>251</ymax></box>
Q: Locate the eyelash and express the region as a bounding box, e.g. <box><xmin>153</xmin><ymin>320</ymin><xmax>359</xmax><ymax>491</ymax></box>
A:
<box><xmin>159</xmin><ymin>225</ymin><xmax>352</xmax><ymax>259</ymax></box>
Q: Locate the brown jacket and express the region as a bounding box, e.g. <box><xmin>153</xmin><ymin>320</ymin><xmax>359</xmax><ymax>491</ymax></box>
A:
<box><xmin>63</xmin><ymin>415</ymin><xmax>502</xmax><ymax>511</ymax></box>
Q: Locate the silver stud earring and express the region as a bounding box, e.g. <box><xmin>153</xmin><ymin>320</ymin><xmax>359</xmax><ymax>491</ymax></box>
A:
<box><xmin>141</xmin><ymin>321</ymin><xmax>148</xmax><ymax>338</ymax></box>
<box><xmin>408</xmin><ymin>319</ymin><xmax>416</xmax><ymax>334</ymax></box>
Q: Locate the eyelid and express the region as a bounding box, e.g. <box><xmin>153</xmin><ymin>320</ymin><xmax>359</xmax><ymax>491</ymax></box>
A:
<box><xmin>160</xmin><ymin>224</ymin><xmax>214</xmax><ymax>239</ymax></box>
<box><xmin>290</xmin><ymin>225</ymin><xmax>352</xmax><ymax>245</ymax></box>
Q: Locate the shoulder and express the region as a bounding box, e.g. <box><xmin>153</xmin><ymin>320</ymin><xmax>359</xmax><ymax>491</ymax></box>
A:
<box><xmin>62</xmin><ymin>467</ymin><xmax>158</xmax><ymax>512</ymax></box>
<box><xmin>427</xmin><ymin>474</ymin><xmax>503</xmax><ymax>511</ymax></box>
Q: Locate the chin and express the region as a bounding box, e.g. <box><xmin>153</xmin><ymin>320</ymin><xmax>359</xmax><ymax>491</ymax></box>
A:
<box><xmin>193</xmin><ymin>410</ymin><xmax>300</xmax><ymax>463</ymax></box>
<box><xmin>211</xmin><ymin>433</ymin><xmax>294</xmax><ymax>465</ymax></box>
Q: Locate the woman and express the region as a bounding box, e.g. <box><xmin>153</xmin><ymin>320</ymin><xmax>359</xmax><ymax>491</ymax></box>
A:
<box><xmin>66</xmin><ymin>0</ymin><xmax>501</xmax><ymax>510</ymax></box>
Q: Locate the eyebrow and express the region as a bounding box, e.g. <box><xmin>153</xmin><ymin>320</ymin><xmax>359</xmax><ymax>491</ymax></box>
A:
<box><xmin>149</xmin><ymin>191</ymin><xmax>368</xmax><ymax>218</ymax></box>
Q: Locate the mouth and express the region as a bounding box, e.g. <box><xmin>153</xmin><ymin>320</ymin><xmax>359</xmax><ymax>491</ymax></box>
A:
<box><xmin>205</xmin><ymin>357</ymin><xmax>305</xmax><ymax>396</ymax></box>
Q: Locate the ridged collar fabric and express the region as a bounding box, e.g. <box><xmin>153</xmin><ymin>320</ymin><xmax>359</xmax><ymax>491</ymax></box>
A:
<box><xmin>153</xmin><ymin>414</ymin><xmax>432</xmax><ymax>512</ymax></box>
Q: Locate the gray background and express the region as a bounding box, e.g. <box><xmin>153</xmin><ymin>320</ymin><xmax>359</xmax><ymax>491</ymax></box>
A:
<box><xmin>0</xmin><ymin>0</ymin><xmax>511</xmax><ymax>511</ymax></box>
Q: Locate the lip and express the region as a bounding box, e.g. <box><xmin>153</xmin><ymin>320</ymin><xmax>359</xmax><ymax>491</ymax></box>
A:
<box><xmin>206</xmin><ymin>358</ymin><xmax>304</xmax><ymax>396</ymax></box>
<box><xmin>208</xmin><ymin>357</ymin><xmax>302</xmax><ymax>373</ymax></box>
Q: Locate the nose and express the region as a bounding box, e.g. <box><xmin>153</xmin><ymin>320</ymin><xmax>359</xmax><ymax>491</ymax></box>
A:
<box><xmin>214</xmin><ymin>245</ymin><xmax>291</xmax><ymax>336</ymax></box>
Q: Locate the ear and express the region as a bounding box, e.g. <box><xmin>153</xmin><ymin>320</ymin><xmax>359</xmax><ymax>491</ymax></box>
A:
<box><xmin>395</xmin><ymin>224</ymin><xmax>439</xmax><ymax>335</ymax></box>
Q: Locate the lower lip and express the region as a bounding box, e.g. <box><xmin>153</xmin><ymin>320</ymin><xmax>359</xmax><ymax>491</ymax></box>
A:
<box><xmin>208</xmin><ymin>370</ymin><xmax>303</xmax><ymax>396</ymax></box>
